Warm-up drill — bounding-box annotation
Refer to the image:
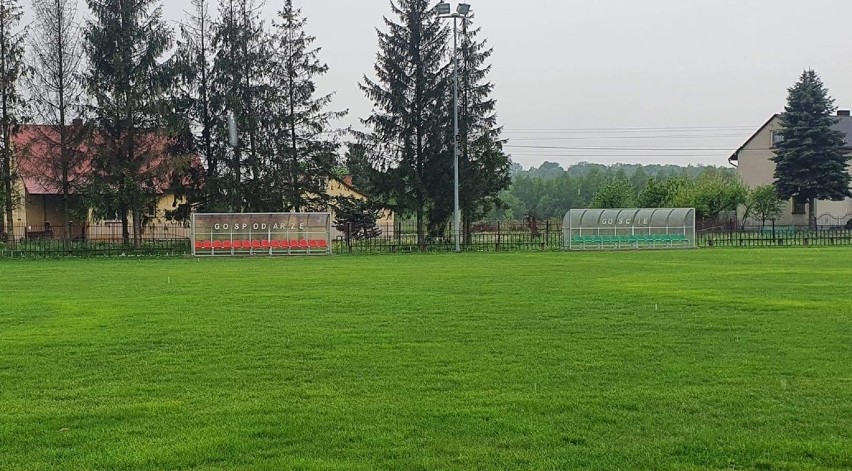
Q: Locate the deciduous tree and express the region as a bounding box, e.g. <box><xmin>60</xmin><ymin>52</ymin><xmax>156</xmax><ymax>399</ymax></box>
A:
<box><xmin>27</xmin><ymin>0</ymin><xmax>88</xmax><ymax>237</ymax></box>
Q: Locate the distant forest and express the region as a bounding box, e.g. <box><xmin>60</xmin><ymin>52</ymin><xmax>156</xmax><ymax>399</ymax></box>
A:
<box><xmin>488</xmin><ymin>161</ymin><xmax>738</xmax><ymax>221</ymax></box>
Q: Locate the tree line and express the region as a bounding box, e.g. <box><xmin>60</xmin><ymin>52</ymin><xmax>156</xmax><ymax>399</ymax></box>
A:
<box><xmin>0</xmin><ymin>0</ymin><xmax>511</xmax><ymax>246</ymax></box>
<box><xmin>489</xmin><ymin>162</ymin><xmax>758</xmax><ymax>222</ymax></box>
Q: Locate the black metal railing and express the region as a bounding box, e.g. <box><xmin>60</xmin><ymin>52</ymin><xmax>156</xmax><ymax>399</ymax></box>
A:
<box><xmin>3</xmin><ymin>220</ymin><xmax>852</xmax><ymax>257</ymax></box>
<box><xmin>0</xmin><ymin>223</ymin><xmax>191</xmax><ymax>257</ymax></box>
<box><xmin>697</xmin><ymin>228</ymin><xmax>852</xmax><ymax>248</ymax></box>
<box><xmin>332</xmin><ymin>220</ymin><xmax>563</xmax><ymax>254</ymax></box>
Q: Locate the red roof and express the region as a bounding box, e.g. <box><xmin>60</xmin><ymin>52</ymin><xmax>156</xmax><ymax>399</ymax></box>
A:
<box><xmin>13</xmin><ymin>124</ymin><xmax>198</xmax><ymax>196</ymax></box>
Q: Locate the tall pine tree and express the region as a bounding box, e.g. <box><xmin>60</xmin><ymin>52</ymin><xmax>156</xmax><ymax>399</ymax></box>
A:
<box><xmin>270</xmin><ymin>0</ymin><xmax>346</xmax><ymax>212</ymax></box>
<box><xmin>84</xmin><ymin>0</ymin><xmax>173</xmax><ymax>246</ymax></box>
<box><xmin>170</xmin><ymin>0</ymin><xmax>220</xmax><ymax>216</ymax></box>
<box><xmin>211</xmin><ymin>0</ymin><xmax>275</xmax><ymax>212</ymax></box>
<box><xmin>0</xmin><ymin>0</ymin><xmax>26</xmax><ymax>243</ymax></box>
<box><xmin>773</xmin><ymin>70</ymin><xmax>852</xmax><ymax>230</ymax></box>
<box><xmin>361</xmin><ymin>0</ymin><xmax>451</xmax><ymax>247</ymax></box>
<box><xmin>457</xmin><ymin>16</ymin><xmax>510</xmax><ymax>244</ymax></box>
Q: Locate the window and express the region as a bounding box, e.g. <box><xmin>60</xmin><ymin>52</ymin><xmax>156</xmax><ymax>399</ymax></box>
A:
<box><xmin>771</xmin><ymin>130</ymin><xmax>784</xmax><ymax>147</ymax></box>
<box><xmin>792</xmin><ymin>196</ymin><xmax>807</xmax><ymax>215</ymax></box>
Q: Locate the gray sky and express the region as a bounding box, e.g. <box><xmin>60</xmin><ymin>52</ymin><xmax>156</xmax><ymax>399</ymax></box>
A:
<box><xmin>145</xmin><ymin>1</ymin><xmax>852</xmax><ymax>167</ymax></box>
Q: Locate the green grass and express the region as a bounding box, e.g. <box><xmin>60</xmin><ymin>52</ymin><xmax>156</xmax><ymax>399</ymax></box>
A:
<box><xmin>0</xmin><ymin>249</ymin><xmax>850</xmax><ymax>470</ymax></box>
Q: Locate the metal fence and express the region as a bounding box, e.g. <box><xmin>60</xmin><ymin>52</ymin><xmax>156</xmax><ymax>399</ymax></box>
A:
<box><xmin>0</xmin><ymin>223</ymin><xmax>191</xmax><ymax>257</ymax></box>
<box><xmin>333</xmin><ymin>220</ymin><xmax>563</xmax><ymax>254</ymax></box>
<box><xmin>697</xmin><ymin>228</ymin><xmax>852</xmax><ymax>248</ymax></box>
<box><xmin>3</xmin><ymin>220</ymin><xmax>852</xmax><ymax>257</ymax></box>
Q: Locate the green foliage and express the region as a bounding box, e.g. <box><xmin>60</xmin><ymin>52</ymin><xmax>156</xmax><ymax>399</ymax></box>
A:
<box><xmin>83</xmin><ymin>0</ymin><xmax>174</xmax><ymax>245</ymax></box>
<box><xmin>636</xmin><ymin>177</ymin><xmax>670</xmax><ymax>208</ymax></box>
<box><xmin>169</xmin><ymin>0</ymin><xmax>219</xmax><ymax>216</ymax></box>
<box><xmin>773</xmin><ymin>70</ymin><xmax>852</xmax><ymax>228</ymax></box>
<box><xmin>670</xmin><ymin>170</ymin><xmax>746</xmax><ymax>220</ymax></box>
<box><xmin>269</xmin><ymin>0</ymin><xmax>346</xmax><ymax>212</ymax></box>
<box><xmin>0</xmin><ymin>0</ymin><xmax>27</xmax><ymax>231</ymax></box>
<box><xmin>360</xmin><ymin>0</ymin><xmax>451</xmax><ymax>245</ymax></box>
<box><xmin>457</xmin><ymin>16</ymin><xmax>511</xmax><ymax>238</ymax></box>
<box><xmin>492</xmin><ymin>163</ymin><xmax>737</xmax><ymax>220</ymax></box>
<box><xmin>591</xmin><ymin>176</ymin><xmax>634</xmax><ymax>209</ymax></box>
<box><xmin>745</xmin><ymin>185</ymin><xmax>785</xmax><ymax>226</ymax></box>
<box><xmin>0</xmin><ymin>251</ymin><xmax>851</xmax><ymax>468</ymax></box>
<box><xmin>343</xmin><ymin>142</ymin><xmax>379</xmax><ymax>196</ymax></box>
<box><xmin>333</xmin><ymin>197</ymin><xmax>382</xmax><ymax>241</ymax></box>
<box><xmin>210</xmin><ymin>0</ymin><xmax>276</xmax><ymax>211</ymax></box>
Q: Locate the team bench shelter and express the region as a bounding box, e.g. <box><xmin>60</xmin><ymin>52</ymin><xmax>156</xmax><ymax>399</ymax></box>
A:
<box><xmin>192</xmin><ymin>212</ymin><xmax>332</xmax><ymax>257</ymax></box>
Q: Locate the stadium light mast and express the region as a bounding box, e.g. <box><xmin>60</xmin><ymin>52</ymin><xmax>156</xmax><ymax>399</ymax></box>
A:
<box><xmin>435</xmin><ymin>2</ymin><xmax>471</xmax><ymax>253</ymax></box>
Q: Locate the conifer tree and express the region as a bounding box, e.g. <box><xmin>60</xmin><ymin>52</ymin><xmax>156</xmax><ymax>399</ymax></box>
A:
<box><xmin>457</xmin><ymin>16</ymin><xmax>510</xmax><ymax>243</ymax></box>
<box><xmin>83</xmin><ymin>0</ymin><xmax>173</xmax><ymax>246</ymax></box>
<box><xmin>773</xmin><ymin>70</ymin><xmax>852</xmax><ymax>230</ymax></box>
<box><xmin>361</xmin><ymin>0</ymin><xmax>451</xmax><ymax>247</ymax></box>
<box><xmin>0</xmin><ymin>0</ymin><xmax>26</xmax><ymax>242</ymax></box>
<box><xmin>270</xmin><ymin>0</ymin><xmax>346</xmax><ymax>212</ymax></box>
<box><xmin>211</xmin><ymin>0</ymin><xmax>274</xmax><ymax>212</ymax></box>
<box><xmin>171</xmin><ymin>0</ymin><xmax>220</xmax><ymax>215</ymax></box>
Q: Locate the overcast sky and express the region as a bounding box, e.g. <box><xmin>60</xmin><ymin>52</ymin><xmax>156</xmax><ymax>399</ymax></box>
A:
<box><xmin>110</xmin><ymin>1</ymin><xmax>852</xmax><ymax>168</ymax></box>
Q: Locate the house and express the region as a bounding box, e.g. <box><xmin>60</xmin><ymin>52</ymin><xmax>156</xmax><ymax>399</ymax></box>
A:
<box><xmin>326</xmin><ymin>175</ymin><xmax>395</xmax><ymax>239</ymax></box>
<box><xmin>6</xmin><ymin>124</ymin><xmax>189</xmax><ymax>241</ymax></box>
<box><xmin>3</xmin><ymin>124</ymin><xmax>393</xmax><ymax>242</ymax></box>
<box><xmin>729</xmin><ymin>111</ymin><xmax>852</xmax><ymax>227</ymax></box>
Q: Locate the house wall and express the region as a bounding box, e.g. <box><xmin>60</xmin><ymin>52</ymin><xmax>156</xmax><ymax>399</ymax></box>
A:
<box><xmin>737</xmin><ymin>116</ymin><xmax>852</xmax><ymax>226</ymax></box>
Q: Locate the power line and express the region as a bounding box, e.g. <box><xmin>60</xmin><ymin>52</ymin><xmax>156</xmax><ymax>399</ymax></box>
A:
<box><xmin>504</xmin><ymin>145</ymin><xmax>736</xmax><ymax>151</ymax></box>
<box><xmin>509</xmin><ymin>155</ymin><xmax>730</xmax><ymax>159</ymax></box>
<box><xmin>502</xmin><ymin>125</ymin><xmax>756</xmax><ymax>133</ymax></box>
<box><xmin>506</xmin><ymin>134</ymin><xmax>748</xmax><ymax>141</ymax></box>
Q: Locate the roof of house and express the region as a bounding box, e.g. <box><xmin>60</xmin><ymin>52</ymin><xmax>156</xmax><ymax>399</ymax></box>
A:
<box><xmin>13</xmin><ymin>124</ymin><xmax>192</xmax><ymax>196</ymax></box>
<box><xmin>729</xmin><ymin>113</ymin><xmax>852</xmax><ymax>165</ymax></box>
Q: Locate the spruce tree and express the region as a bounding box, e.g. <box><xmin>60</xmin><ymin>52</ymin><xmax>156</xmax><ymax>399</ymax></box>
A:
<box><xmin>0</xmin><ymin>0</ymin><xmax>26</xmax><ymax>243</ymax></box>
<box><xmin>27</xmin><ymin>0</ymin><xmax>87</xmax><ymax>238</ymax></box>
<box><xmin>457</xmin><ymin>16</ymin><xmax>510</xmax><ymax>244</ymax></box>
<box><xmin>270</xmin><ymin>0</ymin><xmax>346</xmax><ymax>212</ymax></box>
<box><xmin>773</xmin><ymin>70</ymin><xmax>852</xmax><ymax>230</ymax></box>
<box><xmin>361</xmin><ymin>0</ymin><xmax>451</xmax><ymax>247</ymax></box>
<box><xmin>83</xmin><ymin>0</ymin><xmax>173</xmax><ymax>246</ymax></box>
<box><xmin>171</xmin><ymin>0</ymin><xmax>220</xmax><ymax>215</ymax></box>
<box><xmin>211</xmin><ymin>0</ymin><xmax>275</xmax><ymax>212</ymax></box>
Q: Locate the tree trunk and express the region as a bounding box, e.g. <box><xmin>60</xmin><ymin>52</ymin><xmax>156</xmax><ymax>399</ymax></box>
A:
<box><xmin>121</xmin><ymin>210</ymin><xmax>130</xmax><ymax>246</ymax></box>
<box><xmin>416</xmin><ymin>207</ymin><xmax>425</xmax><ymax>249</ymax></box>
<box><xmin>808</xmin><ymin>197</ymin><xmax>817</xmax><ymax>231</ymax></box>
<box><xmin>132</xmin><ymin>208</ymin><xmax>142</xmax><ymax>248</ymax></box>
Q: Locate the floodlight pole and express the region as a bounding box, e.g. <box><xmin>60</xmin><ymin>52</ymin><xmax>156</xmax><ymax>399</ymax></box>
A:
<box><xmin>437</xmin><ymin>2</ymin><xmax>470</xmax><ymax>253</ymax></box>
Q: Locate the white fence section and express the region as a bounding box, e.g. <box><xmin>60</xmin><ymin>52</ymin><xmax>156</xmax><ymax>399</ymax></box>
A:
<box><xmin>191</xmin><ymin>212</ymin><xmax>332</xmax><ymax>256</ymax></box>
<box><xmin>563</xmin><ymin>208</ymin><xmax>696</xmax><ymax>250</ymax></box>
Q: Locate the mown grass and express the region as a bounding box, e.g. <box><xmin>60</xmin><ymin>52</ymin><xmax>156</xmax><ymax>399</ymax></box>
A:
<box><xmin>0</xmin><ymin>249</ymin><xmax>850</xmax><ymax>470</ymax></box>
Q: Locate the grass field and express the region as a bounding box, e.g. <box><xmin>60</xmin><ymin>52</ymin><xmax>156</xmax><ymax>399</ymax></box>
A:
<box><xmin>0</xmin><ymin>249</ymin><xmax>850</xmax><ymax>470</ymax></box>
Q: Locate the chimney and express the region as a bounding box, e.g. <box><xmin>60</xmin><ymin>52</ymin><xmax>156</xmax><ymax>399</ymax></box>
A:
<box><xmin>343</xmin><ymin>175</ymin><xmax>353</xmax><ymax>187</ymax></box>
<box><xmin>72</xmin><ymin>118</ymin><xmax>84</xmax><ymax>127</ymax></box>
<box><xmin>838</xmin><ymin>110</ymin><xmax>850</xmax><ymax>117</ymax></box>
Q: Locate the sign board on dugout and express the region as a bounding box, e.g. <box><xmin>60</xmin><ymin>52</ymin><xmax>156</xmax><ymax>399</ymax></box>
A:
<box><xmin>191</xmin><ymin>212</ymin><xmax>332</xmax><ymax>256</ymax></box>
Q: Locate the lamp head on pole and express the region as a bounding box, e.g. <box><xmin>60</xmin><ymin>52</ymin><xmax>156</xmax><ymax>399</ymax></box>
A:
<box><xmin>456</xmin><ymin>3</ymin><xmax>471</xmax><ymax>15</ymax></box>
<box><xmin>435</xmin><ymin>2</ymin><xmax>451</xmax><ymax>15</ymax></box>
